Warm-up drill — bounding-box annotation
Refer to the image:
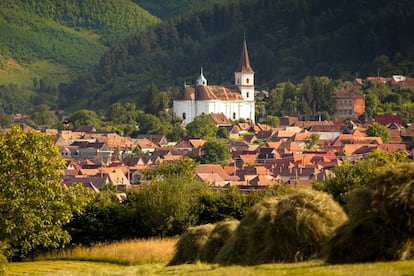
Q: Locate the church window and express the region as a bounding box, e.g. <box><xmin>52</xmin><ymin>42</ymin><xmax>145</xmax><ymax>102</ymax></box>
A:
<box><xmin>246</xmin><ymin>78</ymin><xmax>249</xmax><ymax>84</ymax></box>
<box><xmin>246</xmin><ymin>92</ymin><xmax>249</xmax><ymax>98</ymax></box>
<box><xmin>237</xmin><ymin>78</ymin><xmax>240</xmax><ymax>84</ymax></box>
<box><xmin>182</xmin><ymin>112</ymin><xmax>186</xmax><ymax>120</ymax></box>
<box><xmin>233</xmin><ymin>112</ymin><xmax>236</xmax><ymax>119</ymax></box>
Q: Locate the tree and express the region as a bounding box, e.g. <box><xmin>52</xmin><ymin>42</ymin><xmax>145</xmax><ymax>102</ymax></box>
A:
<box><xmin>216</xmin><ymin>127</ymin><xmax>230</xmax><ymax>139</ymax></box>
<box><xmin>186</xmin><ymin>114</ymin><xmax>217</xmax><ymax>139</ymax></box>
<box><xmin>136</xmin><ymin>111</ymin><xmax>162</xmax><ymax>134</ymax></box>
<box><xmin>200</xmin><ymin>140</ymin><xmax>230</xmax><ymax>164</ymax></box>
<box><xmin>29</xmin><ymin>104</ymin><xmax>60</xmax><ymax>127</ymax></box>
<box><xmin>365</xmin><ymin>122</ymin><xmax>390</xmax><ymax>143</ymax></box>
<box><xmin>134</xmin><ymin>159</ymin><xmax>208</xmax><ymax>236</ymax></box>
<box><xmin>0</xmin><ymin>126</ymin><xmax>90</xmax><ymax>259</ymax></box>
<box><xmin>304</xmin><ymin>133</ymin><xmax>320</xmax><ymax>151</ymax></box>
<box><xmin>68</xmin><ymin>109</ymin><xmax>102</xmax><ymax>129</ymax></box>
<box><xmin>266</xmin><ymin>115</ymin><xmax>279</xmax><ymax>127</ymax></box>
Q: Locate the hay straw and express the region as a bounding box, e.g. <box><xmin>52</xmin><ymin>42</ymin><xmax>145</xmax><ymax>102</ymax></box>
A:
<box><xmin>198</xmin><ymin>219</ymin><xmax>239</xmax><ymax>263</ymax></box>
<box><xmin>215</xmin><ymin>189</ymin><xmax>347</xmax><ymax>265</ymax></box>
<box><xmin>168</xmin><ymin>224</ymin><xmax>214</xmax><ymax>266</ymax></box>
<box><xmin>324</xmin><ymin>162</ymin><xmax>414</xmax><ymax>264</ymax></box>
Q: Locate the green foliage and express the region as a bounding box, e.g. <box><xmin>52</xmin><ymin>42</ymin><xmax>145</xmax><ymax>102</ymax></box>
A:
<box><xmin>200</xmin><ymin>140</ymin><xmax>229</xmax><ymax>164</ymax></box>
<box><xmin>266</xmin><ymin>115</ymin><xmax>279</xmax><ymax>127</ymax></box>
<box><xmin>28</xmin><ymin>104</ymin><xmax>60</xmax><ymax>128</ymax></box>
<box><xmin>68</xmin><ymin>109</ymin><xmax>103</xmax><ymax>129</ymax></box>
<box><xmin>132</xmin><ymin>176</ymin><xmax>209</xmax><ymax>237</ymax></box>
<box><xmin>304</xmin><ymin>133</ymin><xmax>320</xmax><ymax>151</ymax></box>
<box><xmin>365</xmin><ymin>122</ymin><xmax>390</xmax><ymax>143</ymax></box>
<box><xmin>0</xmin><ymin>126</ymin><xmax>90</xmax><ymax>259</ymax></box>
<box><xmin>66</xmin><ymin>191</ymin><xmax>136</xmax><ymax>245</ymax></box>
<box><xmin>136</xmin><ymin>111</ymin><xmax>162</xmax><ymax>135</ymax></box>
<box><xmin>216</xmin><ymin>127</ymin><xmax>230</xmax><ymax>139</ymax></box>
<box><xmin>142</xmin><ymin>158</ymin><xmax>198</xmax><ymax>181</ymax></box>
<box><xmin>315</xmin><ymin>150</ymin><xmax>409</xmax><ymax>206</ymax></box>
<box><xmin>133</xmin><ymin>0</ymin><xmax>223</xmax><ymax>19</ymax></box>
<box><xmin>186</xmin><ymin>114</ymin><xmax>217</xmax><ymax>139</ymax></box>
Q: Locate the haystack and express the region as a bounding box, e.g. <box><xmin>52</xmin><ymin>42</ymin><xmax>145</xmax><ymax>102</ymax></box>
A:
<box><xmin>198</xmin><ymin>219</ymin><xmax>239</xmax><ymax>263</ymax></box>
<box><xmin>214</xmin><ymin>189</ymin><xmax>347</xmax><ymax>265</ymax></box>
<box><xmin>324</xmin><ymin>162</ymin><xmax>414</xmax><ymax>263</ymax></box>
<box><xmin>168</xmin><ymin>224</ymin><xmax>214</xmax><ymax>266</ymax></box>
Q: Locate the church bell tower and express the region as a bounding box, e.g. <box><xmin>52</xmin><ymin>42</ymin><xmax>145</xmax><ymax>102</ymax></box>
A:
<box><xmin>234</xmin><ymin>38</ymin><xmax>255</xmax><ymax>102</ymax></box>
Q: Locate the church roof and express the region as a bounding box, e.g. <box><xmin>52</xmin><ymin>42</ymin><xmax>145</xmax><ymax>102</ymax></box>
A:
<box><xmin>176</xmin><ymin>85</ymin><xmax>244</xmax><ymax>101</ymax></box>
<box><xmin>236</xmin><ymin>38</ymin><xmax>254</xmax><ymax>73</ymax></box>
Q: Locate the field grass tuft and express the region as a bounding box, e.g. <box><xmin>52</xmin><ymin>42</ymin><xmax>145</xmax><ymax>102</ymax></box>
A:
<box><xmin>36</xmin><ymin>238</ymin><xmax>177</xmax><ymax>265</ymax></box>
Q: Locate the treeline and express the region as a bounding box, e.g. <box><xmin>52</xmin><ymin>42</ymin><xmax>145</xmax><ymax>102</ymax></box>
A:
<box><xmin>58</xmin><ymin>0</ymin><xmax>414</xmax><ymax>111</ymax></box>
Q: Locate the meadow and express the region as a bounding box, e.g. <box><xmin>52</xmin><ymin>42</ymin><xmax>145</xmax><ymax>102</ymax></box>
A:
<box><xmin>5</xmin><ymin>239</ymin><xmax>414</xmax><ymax>275</ymax></box>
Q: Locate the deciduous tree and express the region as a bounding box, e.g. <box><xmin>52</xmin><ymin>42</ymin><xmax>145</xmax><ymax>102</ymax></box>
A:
<box><xmin>0</xmin><ymin>126</ymin><xmax>90</xmax><ymax>259</ymax></box>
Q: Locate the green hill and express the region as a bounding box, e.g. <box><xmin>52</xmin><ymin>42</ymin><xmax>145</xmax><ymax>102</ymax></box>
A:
<box><xmin>59</xmin><ymin>0</ymin><xmax>414</xmax><ymax>111</ymax></box>
<box><xmin>0</xmin><ymin>0</ymin><xmax>160</xmax><ymax>112</ymax></box>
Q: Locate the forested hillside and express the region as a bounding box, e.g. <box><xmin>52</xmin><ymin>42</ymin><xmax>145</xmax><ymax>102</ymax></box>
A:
<box><xmin>0</xmin><ymin>0</ymin><xmax>159</xmax><ymax>69</ymax></box>
<box><xmin>132</xmin><ymin>0</ymin><xmax>223</xmax><ymax>19</ymax></box>
<box><xmin>59</xmin><ymin>0</ymin><xmax>414</xmax><ymax>111</ymax></box>
<box><xmin>0</xmin><ymin>0</ymin><xmax>160</xmax><ymax>116</ymax></box>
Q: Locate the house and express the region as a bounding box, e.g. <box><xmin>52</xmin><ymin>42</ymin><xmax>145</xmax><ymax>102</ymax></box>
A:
<box><xmin>63</xmin><ymin>141</ymin><xmax>112</xmax><ymax>163</ymax></box>
<box><xmin>196</xmin><ymin>164</ymin><xmax>236</xmax><ymax>186</ymax></box>
<box><xmin>136</xmin><ymin>134</ymin><xmax>169</xmax><ymax>147</ymax></box>
<box><xmin>135</xmin><ymin>138</ymin><xmax>158</xmax><ymax>154</ymax></box>
<box><xmin>335</xmin><ymin>82</ymin><xmax>365</xmax><ymax>119</ymax></box>
<box><xmin>209</xmin><ymin>113</ymin><xmax>232</xmax><ymax>127</ymax></box>
<box><xmin>173</xmin><ymin>39</ymin><xmax>255</xmax><ymax>124</ymax></box>
<box><xmin>374</xmin><ymin>114</ymin><xmax>402</xmax><ymax>126</ymax></box>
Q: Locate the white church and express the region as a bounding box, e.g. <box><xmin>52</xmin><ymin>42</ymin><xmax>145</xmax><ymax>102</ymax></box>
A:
<box><xmin>173</xmin><ymin>39</ymin><xmax>256</xmax><ymax>124</ymax></box>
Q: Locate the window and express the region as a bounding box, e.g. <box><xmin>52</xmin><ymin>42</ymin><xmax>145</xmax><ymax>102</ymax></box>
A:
<box><xmin>233</xmin><ymin>112</ymin><xmax>236</xmax><ymax>120</ymax></box>
<box><xmin>182</xmin><ymin>112</ymin><xmax>186</xmax><ymax>120</ymax></box>
<box><xmin>246</xmin><ymin>78</ymin><xmax>249</xmax><ymax>84</ymax></box>
<box><xmin>246</xmin><ymin>92</ymin><xmax>249</xmax><ymax>98</ymax></box>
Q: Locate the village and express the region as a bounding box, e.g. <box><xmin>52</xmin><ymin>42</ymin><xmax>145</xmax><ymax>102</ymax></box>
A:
<box><xmin>21</xmin><ymin>97</ymin><xmax>410</xmax><ymax>199</ymax></box>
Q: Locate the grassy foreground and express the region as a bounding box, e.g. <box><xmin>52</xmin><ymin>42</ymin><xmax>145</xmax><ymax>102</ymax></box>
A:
<box><xmin>6</xmin><ymin>260</ymin><xmax>414</xmax><ymax>275</ymax></box>
<box><xmin>4</xmin><ymin>239</ymin><xmax>414</xmax><ymax>275</ymax></box>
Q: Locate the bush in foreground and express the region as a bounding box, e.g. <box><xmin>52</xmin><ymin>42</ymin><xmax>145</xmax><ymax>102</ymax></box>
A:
<box><xmin>168</xmin><ymin>224</ymin><xmax>215</xmax><ymax>266</ymax></box>
<box><xmin>215</xmin><ymin>189</ymin><xmax>348</xmax><ymax>265</ymax></box>
<box><xmin>324</xmin><ymin>162</ymin><xmax>414</xmax><ymax>263</ymax></box>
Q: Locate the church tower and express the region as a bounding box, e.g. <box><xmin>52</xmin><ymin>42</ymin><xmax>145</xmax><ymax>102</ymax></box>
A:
<box><xmin>234</xmin><ymin>38</ymin><xmax>254</xmax><ymax>102</ymax></box>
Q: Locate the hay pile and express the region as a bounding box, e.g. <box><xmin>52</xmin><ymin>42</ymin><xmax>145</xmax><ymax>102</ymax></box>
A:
<box><xmin>198</xmin><ymin>219</ymin><xmax>240</xmax><ymax>263</ymax></box>
<box><xmin>168</xmin><ymin>224</ymin><xmax>214</xmax><ymax>266</ymax></box>
<box><xmin>324</xmin><ymin>162</ymin><xmax>414</xmax><ymax>263</ymax></box>
<box><xmin>214</xmin><ymin>189</ymin><xmax>347</xmax><ymax>265</ymax></box>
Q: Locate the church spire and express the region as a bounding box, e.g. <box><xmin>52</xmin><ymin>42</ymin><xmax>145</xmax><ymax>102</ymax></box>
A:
<box><xmin>236</xmin><ymin>38</ymin><xmax>254</xmax><ymax>73</ymax></box>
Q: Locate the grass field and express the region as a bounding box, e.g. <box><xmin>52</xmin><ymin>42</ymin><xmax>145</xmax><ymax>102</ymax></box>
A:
<box><xmin>0</xmin><ymin>58</ymin><xmax>73</xmax><ymax>89</ymax></box>
<box><xmin>4</xmin><ymin>238</ymin><xmax>414</xmax><ymax>275</ymax></box>
<box><xmin>6</xmin><ymin>259</ymin><xmax>414</xmax><ymax>275</ymax></box>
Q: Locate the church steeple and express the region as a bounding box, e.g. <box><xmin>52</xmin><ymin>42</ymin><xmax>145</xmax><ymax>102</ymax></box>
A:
<box><xmin>236</xmin><ymin>38</ymin><xmax>254</xmax><ymax>73</ymax></box>
<box><xmin>235</xmin><ymin>38</ymin><xmax>255</xmax><ymax>102</ymax></box>
<box><xmin>196</xmin><ymin>67</ymin><xmax>207</xmax><ymax>86</ymax></box>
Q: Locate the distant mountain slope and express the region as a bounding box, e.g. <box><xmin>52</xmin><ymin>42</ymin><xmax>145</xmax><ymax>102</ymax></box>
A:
<box><xmin>132</xmin><ymin>0</ymin><xmax>222</xmax><ymax>19</ymax></box>
<box><xmin>59</xmin><ymin>0</ymin><xmax>414</xmax><ymax>111</ymax></box>
<box><xmin>0</xmin><ymin>0</ymin><xmax>160</xmax><ymax>70</ymax></box>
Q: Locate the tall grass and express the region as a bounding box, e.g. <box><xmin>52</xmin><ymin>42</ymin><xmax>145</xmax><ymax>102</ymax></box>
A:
<box><xmin>36</xmin><ymin>238</ymin><xmax>177</xmax><ymax>265</ymax></box>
